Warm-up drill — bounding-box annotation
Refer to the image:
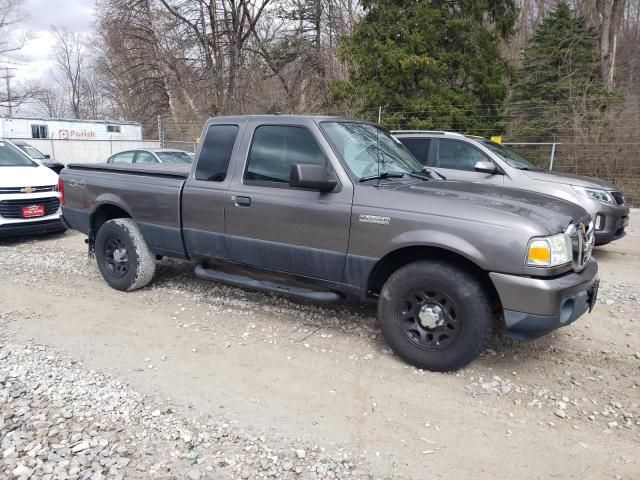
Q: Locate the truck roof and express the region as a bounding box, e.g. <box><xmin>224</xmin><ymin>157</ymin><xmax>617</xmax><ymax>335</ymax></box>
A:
<box><xmin>208</xmin><ymin>114</ymin><xmax>370</xmax><ymax>124</ymax></box>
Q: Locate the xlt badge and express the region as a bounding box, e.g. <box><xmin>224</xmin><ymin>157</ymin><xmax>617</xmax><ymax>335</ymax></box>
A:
<box><xmin>359</xmin><ymin>214</ymin><xmax>390</xmax><ymax>225</ymax></box>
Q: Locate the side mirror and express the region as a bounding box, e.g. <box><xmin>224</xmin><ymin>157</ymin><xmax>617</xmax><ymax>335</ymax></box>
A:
<box><xmin>290</xmin><ymin>164</ymin><xmax>338</xmax><ymax>192</ymax></box>
<box><xmin>44</xmin><ymin>154</ymin><xmax>51</xmax><ymax>159</ymax></box>
<box><xmin>474</xmin><ymin>160</ymin><xmax>498</xmax><ymax>174</ymax></box>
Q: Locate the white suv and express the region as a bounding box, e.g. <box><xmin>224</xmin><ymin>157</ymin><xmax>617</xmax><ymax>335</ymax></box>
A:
<box><xmin>0</xmin><ymin>139</ymin><xmax>65</xmax><ymax>237</ymax></box>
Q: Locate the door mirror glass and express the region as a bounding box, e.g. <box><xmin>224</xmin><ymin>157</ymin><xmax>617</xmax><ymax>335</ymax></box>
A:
<box><xmin>289</xmin><ymin>164</ymin><xmax>337</xmax><ymax>192</ymax></box>
<box><xmin>474</xmin><ymin>160</ymin><xmax>498</xmax><ymax>174</ymax></box>
<box><xmin>43</xmin><ymin>154</ymin><xmax>51</xmax><ymax>159</ymax></box>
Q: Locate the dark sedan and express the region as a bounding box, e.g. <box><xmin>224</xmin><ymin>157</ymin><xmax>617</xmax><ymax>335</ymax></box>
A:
<box><xmin>12</xmin><ymin>141</ymin><xmax>65</xmax><ymax>174</ymax></box>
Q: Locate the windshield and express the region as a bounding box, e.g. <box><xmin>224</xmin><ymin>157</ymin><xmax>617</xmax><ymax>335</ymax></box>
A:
<box><xmin>20</xmin><ymin>145</ymin><xmax>46</xmax><ymax>159</ymax></box>
<box><xmin>320</xmin><ymin>122</ymin><xmax>424</xmax><ymax>180</ymax></box>
<box><xmin>0</xmin><ymin>141</ymin><xmax>36</xmax><ymax>167</ymax></box>
<box><xmin>482</xmin><ymin>141</ymin><xmax>538</xmax><ymax>170</ymax></box>
<box><xmin>156</xmin><ymin>151</ymin><xmax>193</xmax><ymax>163</ymax></box>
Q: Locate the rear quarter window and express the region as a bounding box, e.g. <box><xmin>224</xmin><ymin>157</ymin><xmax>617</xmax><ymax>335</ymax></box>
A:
<box><xmin>195</xmin><ymin>125</ymin><xmax>239</xmax><ymax>181</ymax></box>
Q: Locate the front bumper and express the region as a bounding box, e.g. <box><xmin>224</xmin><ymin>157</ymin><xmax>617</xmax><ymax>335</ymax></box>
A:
<box><xmin>489</xmin><ymin>260</ymin><xmax>599</xmax><ymax>340</ymax></box>
<box><xmin>594</xmin><ymin>208</ymin><xmax>629</xmax><ymax>244</ymax></box>
<box><xmin>584</xmin><ymin>201</ymin><xmax>630</xmax><ymax>245</ymax></box>
<box><xmin>0</xmin><ymin>218</ymin><xmax>66</xmax><ymax>237</ymax></box>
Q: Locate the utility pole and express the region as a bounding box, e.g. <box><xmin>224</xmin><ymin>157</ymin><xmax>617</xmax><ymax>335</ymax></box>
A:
<box><xmin>1</xmin><ymin>68</ymin><xmax>16</xmax><ymax>116</ymax></box>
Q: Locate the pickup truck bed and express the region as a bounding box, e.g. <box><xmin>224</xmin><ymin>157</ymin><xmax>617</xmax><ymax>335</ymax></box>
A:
<box><xmin>63</xmin><ymin>163</ymin><xmax>190</xmax><ymax>258</ymax></box>
<box><xmin>66</xmin><ymin>163</ymin><xmax>191</xmax><ymax>178</ymax></box>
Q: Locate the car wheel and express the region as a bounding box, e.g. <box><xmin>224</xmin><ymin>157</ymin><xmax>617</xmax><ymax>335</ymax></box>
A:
<box><xmin>378</xmin><ymin>260</ymin><xmax>493</xmax><ymax>372</ymax></box>
<box><xmin>95</xmin><ymin>218</ymin><xmax>156</xmax><ymax>291</ymax></box>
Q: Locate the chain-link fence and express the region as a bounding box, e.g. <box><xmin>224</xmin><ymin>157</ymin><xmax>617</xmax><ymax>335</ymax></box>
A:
<box><xmin>156</xmin><ymin>106</ymin><xmax>640</xmax><ymax>206</ymax></box>
<box><xmin>8</xmin><ymin>138</ymin><xmax>161</xmax><ymax>164</ymax></box>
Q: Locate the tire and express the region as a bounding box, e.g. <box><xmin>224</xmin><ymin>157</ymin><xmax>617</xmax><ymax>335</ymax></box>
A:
<box><xmin>95</xmin><ymin>218</ymin><xmax>156</xmax><ymax>291</ymax></box>
<box><xmin>378</xmin><ymin>260</ymin><xmax>493</xmax><ymax>372</ymax></box>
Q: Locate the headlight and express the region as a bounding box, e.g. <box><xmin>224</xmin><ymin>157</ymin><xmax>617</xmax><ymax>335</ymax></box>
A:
<box><xmin>572</xmin><ymin>186</ymin><xmax>614</xmax><ymax>204</ymax></box>
<box><xmin>526</xmin><ymin>233</ymin><xmax>572</xmax><ymax>267</ymax></box>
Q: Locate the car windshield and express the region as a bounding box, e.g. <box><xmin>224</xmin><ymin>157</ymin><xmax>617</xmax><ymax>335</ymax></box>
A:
<box><xmin>20</xmin><ymin>145</ymin><xmax>46</xmax><ymax>159</ymax></box>
<box><xmin>320</xmin><ymin>121</ymin><xmax>424</xmax><ymax>180</ymax></box>
<box><xmin>156</xmin><ymin>151</ymin><xmax>193</xmax><ymax>163</ymax></box>
<box><xmin>0</xmin><ymin>141</ymin><xmax>36</xmax><ymax>167</ymax></box>
<box><xmin>482</xmin><ymin>141</ymin><xmax>539</xmax><ymax>170</ymax></box>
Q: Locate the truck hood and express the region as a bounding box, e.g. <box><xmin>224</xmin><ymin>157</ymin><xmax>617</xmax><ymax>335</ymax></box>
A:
<box><xmin>0</xmin><ymin>164</ymin><xmax>59</xmax><ymax>188</ymax></box>
<box><xmin>369</xmin><ymin>180</ymin><xmax>590</xmax><ymax>234</ymax></box>
<box><xmin>523</xmin><ymin>169</ymin><xmax>616</xmax><ymax>190</ymax></box>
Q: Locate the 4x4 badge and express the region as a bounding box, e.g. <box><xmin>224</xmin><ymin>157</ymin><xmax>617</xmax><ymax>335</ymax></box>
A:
<box><xmin>359</xmin><ymin>214</ymin><xmax>390</xmax><ymax>225</ymax></box>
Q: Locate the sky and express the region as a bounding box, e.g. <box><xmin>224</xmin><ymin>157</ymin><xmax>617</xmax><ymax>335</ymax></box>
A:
<box><xmin>11</xmin><ymin>0</ymin><xmax>96</xmax><ymax>84</ymax></box>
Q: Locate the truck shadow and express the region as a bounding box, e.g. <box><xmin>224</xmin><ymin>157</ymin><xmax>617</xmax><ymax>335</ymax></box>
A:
<box><xmin>151</xmin><ymin>256</ymin><xmax>563</xmax><ymax>371</ymax></box>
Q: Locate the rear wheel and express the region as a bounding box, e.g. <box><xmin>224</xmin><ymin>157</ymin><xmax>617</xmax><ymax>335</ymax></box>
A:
<box><xmin>95</xmin><ymin>218</ymin><xmax>156</xmax><ymax>291</ymax></box>
<box><xmin>378</xmin><ymin>260</ymin><xmax>493</xmax><ymax>371</ymax></box>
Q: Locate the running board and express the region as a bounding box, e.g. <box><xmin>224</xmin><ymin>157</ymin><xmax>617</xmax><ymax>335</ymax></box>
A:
<box><xmin>194</xmin><ymin>264</ymin><xmax>343</xmax><ymax>303</ymax></box>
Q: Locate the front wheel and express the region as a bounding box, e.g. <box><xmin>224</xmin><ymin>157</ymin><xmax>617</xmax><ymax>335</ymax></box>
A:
<box><xmin>378</xmin><ymin>260</ymin><xmax>493</xmax><ymax>371</ymax></box>
<box><xmin>95</xmin><ymin>218</ymin><xmax>156</xmax><ymax>291</ymax></box>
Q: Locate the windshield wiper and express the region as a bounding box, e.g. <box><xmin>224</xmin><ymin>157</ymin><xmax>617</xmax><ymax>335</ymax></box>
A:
<box><xmin>359</xmin><ymin>172</ymin><xmax>406</xmax><ymax>183</ymax></box>
<box><xmin>412</xmin><ymin>167</ymin><xmax>446</xmax><ymax>180</ymax></box>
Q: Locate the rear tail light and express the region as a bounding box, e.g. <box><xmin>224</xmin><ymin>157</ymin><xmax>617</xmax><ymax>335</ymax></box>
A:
<box><xmin>58</xmin><ymin>177</ymin><xmax>65</xmax><ymax>205</ymax></box>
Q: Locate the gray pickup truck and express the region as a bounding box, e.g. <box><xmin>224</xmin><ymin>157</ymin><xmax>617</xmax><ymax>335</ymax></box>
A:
<box><xmin>60</xmin><ymin>115</ymin><xmax>599</xmax><ymax>371</ymax></box>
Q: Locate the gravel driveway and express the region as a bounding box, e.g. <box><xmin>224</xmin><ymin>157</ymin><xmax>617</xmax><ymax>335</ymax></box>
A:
<box><xmin>1</xmin><ymin>211</ymin><xmax>639</xmax><ymax>479</ymax></box>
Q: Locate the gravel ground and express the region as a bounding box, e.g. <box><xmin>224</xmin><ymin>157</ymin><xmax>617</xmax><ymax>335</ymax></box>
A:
<box><xmin>1</xmin><ymin>212</ymin><xmax>640</xmax><ymax>479</ymax></box>
<box><xmin>0</xmin><ymin>311</ymin><xmax>367</xmax><ymax>480</ymax></box>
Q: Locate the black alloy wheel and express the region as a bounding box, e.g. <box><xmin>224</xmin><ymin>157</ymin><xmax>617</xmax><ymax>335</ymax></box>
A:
<box><xmin>103</xmin><ymin>235</ymin><xmax>130</xmax><ymax>277</ymax></box>
<box><xmin>398</xmin><ymin>287</ymin><xmax>461</xmax><ymax>351</ymax></box>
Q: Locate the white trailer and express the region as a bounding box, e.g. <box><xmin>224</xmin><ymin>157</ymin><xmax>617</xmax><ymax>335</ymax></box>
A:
<box><xmin>0</xmin><ymin>117</ymin><xmax>143</xmax><ymax>141</ymax></box>
<box><xmin>0</xmin><ymin>116</ymin><xmax>156</xmax><ymax>164</ymax></box>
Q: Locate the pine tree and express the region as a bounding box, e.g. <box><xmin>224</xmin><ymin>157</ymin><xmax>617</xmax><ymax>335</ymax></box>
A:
<box><xmin>509</xmin><ymin>2</ymin><xmax>617</xmax><ymax>140</ymax></box>
<box><xmin>331</xmin><ymin>0</ymin><xmax>517</xmax><ymax>133</ymax></box>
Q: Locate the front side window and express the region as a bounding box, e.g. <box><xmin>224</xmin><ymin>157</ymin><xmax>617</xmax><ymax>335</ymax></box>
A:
<box><xmin>320</xmin><ymin>122</ymin><xmax>422</xmax><ymax>180</ymax></box>
<box><xmin>110</xmin><ymin>152</ymin><xmax>135</xmax><ymax>164</ymax></box>
<box><xmin>195</xmin><ymin>124</ymin><xmax>239</xmax><ymax>181</ymax></box>
<box><xmin>31</xmin><ymin>124</ymin><xmax>48</xmax><ymax>139</ymax></box>
<box><xmin>245</xmin><ymin>126</ymin><xmax>326</xmax><ymax>184</ymax></box>
<box><xmin>135</xmin><ymin>151</ymin><xmax>158</xmax><ymax>164</ymax></box>
<box><xmin>107</xmin><ymin>125</ymin><xmax>121</xmax><ymax>133</ymax></box>
<box><xmin>435</xmin><ymin>139</ymin><xmax>489</xmax><ymax>171</ymax></box>
<box><xmin>0</xmin><ymin>141</ymin><xmax>35</xmax><ymax>166</ymax></box>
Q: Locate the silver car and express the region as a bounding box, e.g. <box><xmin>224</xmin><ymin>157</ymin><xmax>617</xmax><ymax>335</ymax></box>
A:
<box><xmin>106</xmin><ymin>148</ymin><xmax>193</xmax><ymax>165</ymax></box>
<box><xmin>394</xmin><ymin>131</ymin><xmax>629</xmax><ymax>246</ymax></box>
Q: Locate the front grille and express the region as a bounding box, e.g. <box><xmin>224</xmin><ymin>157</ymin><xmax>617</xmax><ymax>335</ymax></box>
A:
<box><xmin>568</xmin><ymin>222</ymin><xmax>593</xmax><ymax>271</ymax></box>
<box><xmin>0</xmin><ymin>185</ymin><xmax>57</xmax><ymax>194</ymax></box>
<box><xmin>611</xmin><ymin>191</ymin><xmax>625</xmax><ymax>205</ymax></box>
<box><xmin>0</xmin><ymin>197</ymin><xmax>60</xmax><ymax>219</ymax></box>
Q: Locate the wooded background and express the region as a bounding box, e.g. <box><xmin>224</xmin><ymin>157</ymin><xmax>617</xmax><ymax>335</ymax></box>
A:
<box><xmin>1</xmin><ymin>0</ymin><xmax>639</xmax><ymax>202</ymax></box>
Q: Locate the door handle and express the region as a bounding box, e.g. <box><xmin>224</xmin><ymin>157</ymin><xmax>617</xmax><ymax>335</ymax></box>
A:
<box><xmin>233</xmin><ymin>195</ymin><xmax>251</xmax><ymax>207</ymax></box>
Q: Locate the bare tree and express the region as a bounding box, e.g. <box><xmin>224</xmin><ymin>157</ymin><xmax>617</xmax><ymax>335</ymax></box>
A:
<box><xmin>52</xmin><ymin>28</ymin><xmax>85</xmax><ymax>118</ymax></box>
<box><xmin>0</xmin><ymin>0</ymin><xmax>30</xmax><ymax>62</ymax></box>
<box><xmin>33</xmin><ymin>86</ymin><xmax>67</xmax><ymax>117</ymax></box>
<box><xmin>596</xmin><ymin>0</ymin><xmax>626</xmax><ymax>88</ymax></box>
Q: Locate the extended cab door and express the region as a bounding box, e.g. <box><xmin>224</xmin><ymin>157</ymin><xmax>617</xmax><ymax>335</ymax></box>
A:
<box><xmin>224</xmin><ymin>120</ymin><xmax>353</xmax><ymax>282</ymax></box>
<box><xmin>182</xmin><ymin>122</ymin><xmax>246</xmax><ymax>260</ymax></box>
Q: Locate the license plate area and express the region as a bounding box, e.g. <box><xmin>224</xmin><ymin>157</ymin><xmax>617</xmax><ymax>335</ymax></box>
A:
<box><xmin>21</xmin><ymin>204</ymin><xmax>45</xmax><ymax>218</ymax></box>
